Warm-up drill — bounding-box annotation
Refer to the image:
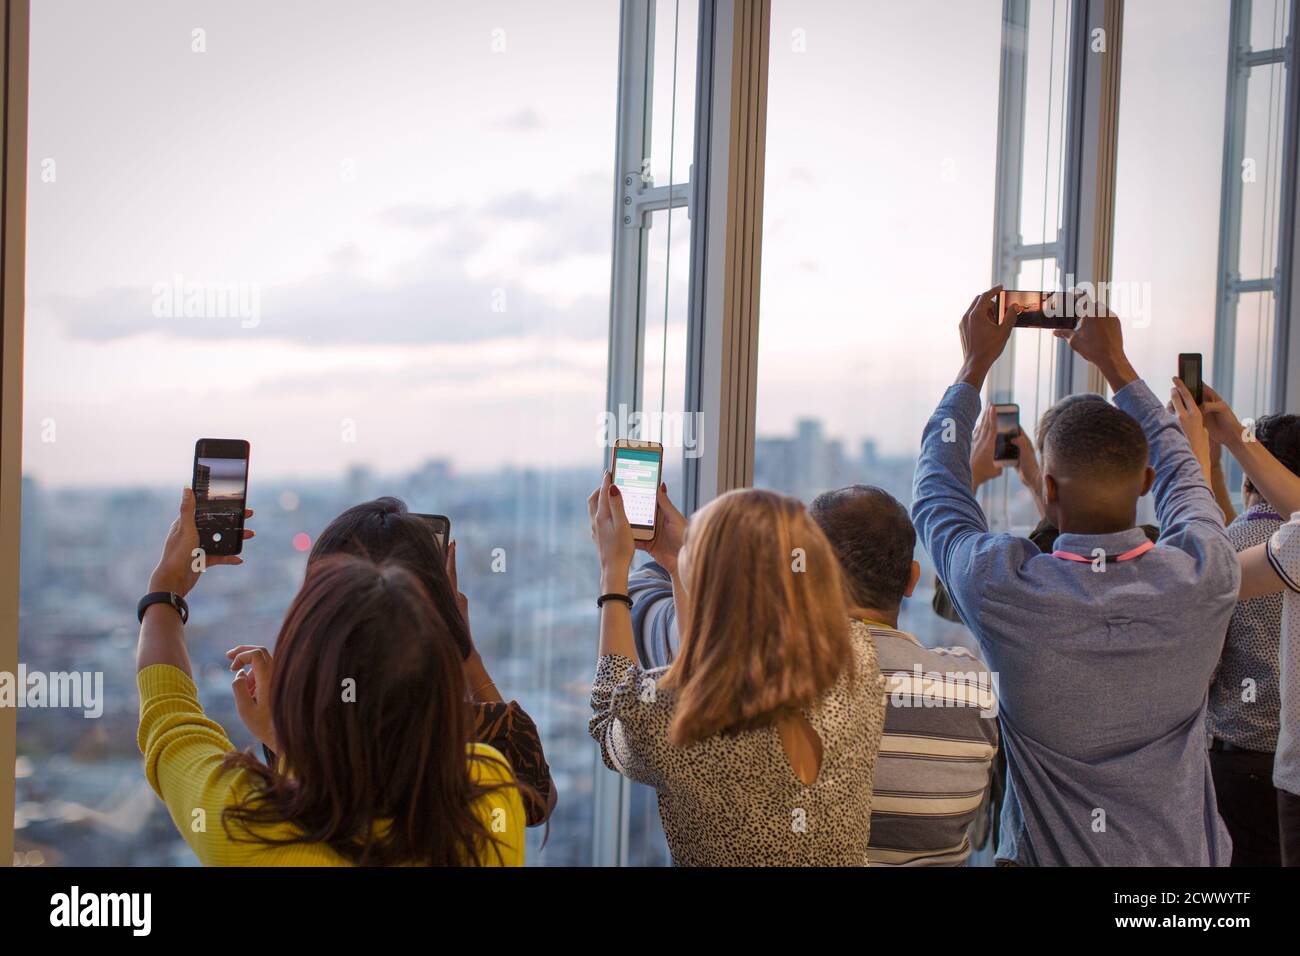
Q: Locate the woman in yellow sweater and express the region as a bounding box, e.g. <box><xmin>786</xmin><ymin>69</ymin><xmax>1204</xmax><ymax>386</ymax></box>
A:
<box><xmin>135</xmin><ymin>488</ymin><xmax>525</xmax><ymax>865</ymax></box>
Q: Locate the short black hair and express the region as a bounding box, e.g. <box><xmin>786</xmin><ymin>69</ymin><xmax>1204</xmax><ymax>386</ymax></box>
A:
<box><xmin>1036</xmin><ymin>392</ymin><xmax>1107</xmax><ymax>453</ymax></box>
<box><xmin>1249</xmin><ymin>414</ymin><xmax>1300</xmax><ymax>493</ymax></box>
<box><xmin>808</xmin><ymin>485</ymin><xmax>915</xmax><ymax>611</ymax></box>
<box><xmin>1041</xmin><ymin>399</ymin><xmax>1148</xmax><ymax>480</ymax></box>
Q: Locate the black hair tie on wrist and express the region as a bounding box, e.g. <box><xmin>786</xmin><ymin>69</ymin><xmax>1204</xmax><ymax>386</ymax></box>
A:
<box><xmin>597</xmin><ymin>592</ymin><xmax>633</xmax><ymax>609</ymax></box>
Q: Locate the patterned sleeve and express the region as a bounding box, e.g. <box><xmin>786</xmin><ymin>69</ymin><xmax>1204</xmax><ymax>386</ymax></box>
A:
<box><xmin>587</xmin><ymin>654</ymin><xmax>672</xmax><ymax>789</ymax></box>
<box><xmin>472</xmin><ymin>701</ymin><xmax>554</xmax><ymax>827</ymax></box>
<box><xmin>1267</xmin><ymin>516</ymin><xmax>1300</xmax><ymax>593</ymax></box>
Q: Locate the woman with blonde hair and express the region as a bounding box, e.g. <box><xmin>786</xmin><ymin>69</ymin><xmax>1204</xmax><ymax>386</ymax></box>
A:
<box><xmin>587</xmin><ymin>475</ymin><xmax>885</xmax><ymax>865</ymax></box>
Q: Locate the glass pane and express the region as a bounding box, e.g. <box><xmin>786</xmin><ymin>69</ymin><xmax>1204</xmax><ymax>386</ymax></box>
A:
<box><xmin>1231</xmin><ymin>290</ymin><xmax>1277</xmax><ymax>424</ymax></box>
<box><xmin>1248</xmin><ymin>0</ymin><xmax>1291</xmax><ymax>53</ymax></box>
<box><xmin>997</xmin><ymin>258</ymin><xmax>1062</xmax><ymax>533</ymax></box>
<box><xmin>625</xmin><ymin>0</ymin><xmax>699</xmax><ymax>869</ymax></box>
<box><xmin>1238</xmin><ymin>60</ymin><xmax>1288</xmax><ymax>281</ymax></box>
<box><xmin>1017</xmin><ymin>0</ymin><xmax>1074</xmax><ymax>249</ymax></box>
<box><xmin>18</xmin><ymin>0</ymin><xmax>618</xmax><ymax>866</ymax></box>
<box><xmin>1110</xmin><ymin>0</ymin><xmax>1228</xmax><ymax>399</ymax></box>
<box><xmin>756</xmin><ymin>0</ymin><xmax>1004</xmax><ymax>658</ymax></box>
<box><xmin>648</xmin><ymin>0</ymin><xmax>700</xmax><ymax>188</ymax></box>
<box><xmin>642</xmin><ymin>210</ymin><xmax>693</xmax><ymax>497</ymax></box>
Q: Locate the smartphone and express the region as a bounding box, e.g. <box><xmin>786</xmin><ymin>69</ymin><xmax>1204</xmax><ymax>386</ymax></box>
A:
<box><xmin>610</xmin><ymin>439</ymin><xmax>664</xmax><ymax>541</ymax></box>
<box><xmin>411</xmin><ymin>513</ymin><xmax>451</xmax><ymax>552</ymax></box>
<box><xmin>1000</xmin><ymin>290</ymin><xmax>1078</xmax><ymax>330</ymax></box>
<box><xmin>192</xmin><ymin>438</ymin><xmax>250</xmax><ymax>556</ymax></box>
<box><xmin>992</xmin><ymin>404</ymin><xmax>1021</xmax><ymax>463</ymax></box>
<box><xmin>1178</xmin><ymin>352</ymin><xmax>1203</xmax><ymax>406</ymax></box>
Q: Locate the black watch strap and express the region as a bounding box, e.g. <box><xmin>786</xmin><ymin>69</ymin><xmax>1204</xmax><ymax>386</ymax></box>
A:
<box><xmin>138</xmin><ymin>591</ymin><xmax>189</xmax><ymax>625</ymax></box>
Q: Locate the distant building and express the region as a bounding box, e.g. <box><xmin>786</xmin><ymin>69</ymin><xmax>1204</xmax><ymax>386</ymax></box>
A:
<box><xmin>754</xmin><ymin>417</ymin><xmax>917</xmax><ymax>505</ymax></box>
<box><xmin>345</xmin><ymin>463</ymin><xmax>374</xmax><ymax>502</ymax></box>
<box><xmin>193</xmin><ymin>463</ymin><xmax>211</xmax><ymax>502</ymax></box>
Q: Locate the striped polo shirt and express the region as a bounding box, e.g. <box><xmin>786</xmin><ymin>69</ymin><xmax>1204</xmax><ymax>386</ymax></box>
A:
<box><xmin>865</xmin><ymin>625</ymin><xmax>999</xmax><ymax>865</ymax></box>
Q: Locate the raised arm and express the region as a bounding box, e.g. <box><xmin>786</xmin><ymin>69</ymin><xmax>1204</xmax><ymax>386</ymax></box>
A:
<box><xmin>1208</xmin><ymin>441</ymin><xmax>1238</xmax><ymax>524</ymax></box>
<box><xmin>912</xmin><ymin>288</ymin><xmax>1035</xmax><ymax>626</ymax></box>
<box><xmin>1056</xmin><ymin>310</ymin><xmax>1228</xmax><ymax>554</ymax></box>
<box><xmin>1112</xmin><ymin>379</ymin><xmax>1225</xmax><ymax>547</ymax></box>
<box><xmin>138</xmin><ymin>488</ymin><xmax>252</xmax><ymax>674</ymax></box>
<box><xmin>1204</xmin><ymin>383</ymin><xmax>1300</xmax><ymax>518</ymax></box>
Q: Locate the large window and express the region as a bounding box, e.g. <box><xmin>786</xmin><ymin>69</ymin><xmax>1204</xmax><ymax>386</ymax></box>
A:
<box><xmin>10</xmin><ymin>0</ymin><xmax>1300</xmax><ymax>871</ymax></box>
<box><xmin>755</xmin><ymin>0</ymin><xmax>1067</xmax><ymax>650</ymax></box>
<box><xmin>1111</xmin><ymin>0</ymin><xmax>1293</xmax><ymax>514</ymax></box>
<box><xmin>1110</xmin><ymin>0</ymin><xmax>1230</xmax><ymax>405</ymax></box>
<box><xmin>16</xmin><ymin>0</ymin><xmax>617</xmax><ymax>866</ymax></box>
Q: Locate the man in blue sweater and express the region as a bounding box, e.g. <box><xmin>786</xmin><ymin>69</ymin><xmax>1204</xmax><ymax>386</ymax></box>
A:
<box><xmin>911</xmin><ymin>287</ymin><xmax>1237</xmax><ymax>865</ymax></box>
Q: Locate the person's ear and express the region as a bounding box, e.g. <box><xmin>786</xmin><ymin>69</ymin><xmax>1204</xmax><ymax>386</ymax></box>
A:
<box><xmin>1140</xmin><ymin>465</ymin><xmax>1156</xmax><ymax>497</ymax></box>
<box><xmin>904</xmin><ymin>560</ymin><xmax>921</xmax><ymax>598</ymax></box>
<box><xmin>1044</xmin><ymin>473</ymin><xmax>1060</xmax><ymax>504</ymax></box>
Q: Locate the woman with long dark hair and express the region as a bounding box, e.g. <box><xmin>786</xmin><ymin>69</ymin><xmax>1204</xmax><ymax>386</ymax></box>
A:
<box><xmin>302</xmin><ymin>496</ymin><xmax>556</xmax><ymax>825</ymax></box>
<box><xmin>136</xmin><ymin>489</ymin><xmax>525</xmax><ymax>865</ymax></box>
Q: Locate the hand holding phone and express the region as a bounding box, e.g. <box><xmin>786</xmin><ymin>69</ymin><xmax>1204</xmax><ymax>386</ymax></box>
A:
<box><xmin>149</xmin><ymin>486</ymin><xmax>253</xmax><ymax>599</ymax></box>
<box><xmin>610</xmin><ymin>439</ymin><xmax>665</xmax><ymax>541</ymax></box>
<box><xmin>992</xmin><ymin>404</ymin><xmax>1021</xmax><ymax>464</ymax></box>
<box><xmin>1177</xmin><ymin>353</ymin><xmax>1203</xmax><ymax>406</ymax></box>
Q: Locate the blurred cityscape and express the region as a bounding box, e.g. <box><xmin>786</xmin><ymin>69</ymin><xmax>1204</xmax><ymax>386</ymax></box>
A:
<box><xmin>15</xmin><ymin>415</ymin><xmax>1028</xmax><ymax>866</ymax></box>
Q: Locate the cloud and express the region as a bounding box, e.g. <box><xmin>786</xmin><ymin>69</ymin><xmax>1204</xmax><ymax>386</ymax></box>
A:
<box><xmin>48</xmin><ymin>186</ymin><xmax>614</xmax><ymax>347</ymax></box>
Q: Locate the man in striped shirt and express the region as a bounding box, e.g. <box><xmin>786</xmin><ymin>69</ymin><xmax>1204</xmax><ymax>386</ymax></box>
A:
<box><xmin>627</xmin><ymin>485</ymin><xmax>998</xmax><ymax>865</ymax></box>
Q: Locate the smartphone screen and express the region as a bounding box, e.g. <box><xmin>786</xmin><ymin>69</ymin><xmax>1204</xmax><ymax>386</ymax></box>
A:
<box><xmin>411</xmin><ymin>513</ymin><xmax>450</xmax><ymax>552</ymax></box>
<box><xmin>192</xmin><ymin>438</ymin><xmax>249</xmax><ymax>556</ymax></box>
<box><xmin>1178</xmin><ymin>353</ymin><xmax>1203</xmax><ymax>405</ymax></box>
<box><xmin>993</xmin><ymin>404</ymin><xmax>1020</xmax><ymax>463</ymax></box>
<box><xmin>1001</xmin><ymin>290</ymin><xmax>1078</xmax><ymax>330</ymax></box>
<box><xmin>611</xmin><ymin>444</ymin><xmax>663</xmax><ymax>534</ymax></box>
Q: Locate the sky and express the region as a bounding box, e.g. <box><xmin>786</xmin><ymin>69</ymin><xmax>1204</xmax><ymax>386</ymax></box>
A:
<box><xmin>20</xmin><ymin>0</ymin><xmax>1288</xmax><ymax>489</ymax></box>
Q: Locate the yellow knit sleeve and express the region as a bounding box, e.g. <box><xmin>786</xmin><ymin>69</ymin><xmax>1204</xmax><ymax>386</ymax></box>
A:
<box><xmin>467</xmin><ymin>743</ymin><xmax>527</xmax><ymax>866</ymax></box>
<box><xmin>136</xmin><ymin>663</ymin><xmax>265</xmax><ymax>866</ymax></box>
<box><xmin>138</xmin><ymin>665</ymin><xmax>527</xmax><ymax>866</ymax></box>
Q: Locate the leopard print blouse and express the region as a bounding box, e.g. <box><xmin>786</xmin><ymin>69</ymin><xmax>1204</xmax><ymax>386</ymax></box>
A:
<box><xmin>589</xmin><ymin>621</ymin><xmax>886</xmax><ymax>866</ymax></box>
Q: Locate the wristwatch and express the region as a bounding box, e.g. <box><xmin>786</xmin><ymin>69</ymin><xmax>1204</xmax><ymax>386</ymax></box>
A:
<box><xmin>137</xmin><ymin>591</ymin><xmax>189</xmax><ymax>625</ymax></box>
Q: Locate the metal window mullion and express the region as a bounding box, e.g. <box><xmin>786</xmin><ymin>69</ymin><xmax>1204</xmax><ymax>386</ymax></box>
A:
<box><xmin>1055</xmin><ymin>0</ymin><xmax>1124</xmax><ymax>399</ymax></box>
<box><xmin>1213</xmin><ymin>0</ymin><xmax>1254</xmax><ymax>402</ymax></box>
<box><xmin>0</xmin><ymin>0</ymin><xmax>31</xmax><ymax>871</ymax></box>
<box><xmin>1278</xmin><ymin>0</ymin><xmax>1300</xmax><ymax>412</ymax></box>
<box><xmin>683</xmin><ymin>0</ymin><xmax>767</xmax><ymax>510</ymax></box>
<box><xmin>988</xmin><ymin>0</ymin><xmax>1031</xmax><ymax>407</ymax></box>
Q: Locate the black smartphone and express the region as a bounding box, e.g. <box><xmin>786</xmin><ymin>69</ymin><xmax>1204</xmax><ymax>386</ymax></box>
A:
<box><xmin>411</xmin><ymin>513</ymin><xmax>451</xmax><ymax>552</ymax></box>
<box><xmin>1178</xmin><ymin>352</ymin><xmax>1203</xmax><ymax>406</ymax></box>
<box><xmin>993</xmin><ymin>404</ymin><xmax>1021</xmax><ymax>463</ymax></box>
<box><xmin>1000</xmin><ymin>290</ymin><xmax>1078</xmax><ymax>330</ymax></box>
<box><xmin>192</xmin><ymin>438</ymin><xmax>250</xmax><ymax>556</ymax></box>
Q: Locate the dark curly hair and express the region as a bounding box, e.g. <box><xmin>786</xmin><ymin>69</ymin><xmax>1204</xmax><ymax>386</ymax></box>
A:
<box><xmin>809</xmin><ymin>485</ymin><xmax>916</xmax><ymax>612</ymax></box>
<box><xmin>1249</xmin><ymin>414</ymin><xmax>1300</xmax><ymax>498</ymax></box>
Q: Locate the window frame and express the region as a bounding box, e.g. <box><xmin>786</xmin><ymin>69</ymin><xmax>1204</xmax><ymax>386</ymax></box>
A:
<box><xmin>0</xmin><ymin>0</ymin><xmax>30</xmax><ymax>870</ymax></box>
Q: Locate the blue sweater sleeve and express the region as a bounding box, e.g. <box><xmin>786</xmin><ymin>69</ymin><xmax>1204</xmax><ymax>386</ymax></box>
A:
<box><xmin>910</xmin><ymin>383</ymin><xmax>1038</xmax><ymax>633</ymax></box>
<box><xmin>628</xmin><ymin>562</ymin><xmax>679</xmax><ymax>668</ymax></box>
<box><xmin>1112</xmin><ymin>380</ymin><xmax>1238</xmax><ymax>586</ymax></box>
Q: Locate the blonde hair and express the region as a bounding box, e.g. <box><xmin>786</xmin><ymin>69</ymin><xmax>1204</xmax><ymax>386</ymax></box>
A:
<box><xmin>661</xmin><ymin>488</ymin><xmax>853</xmax><ymax>746</ymax></box>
